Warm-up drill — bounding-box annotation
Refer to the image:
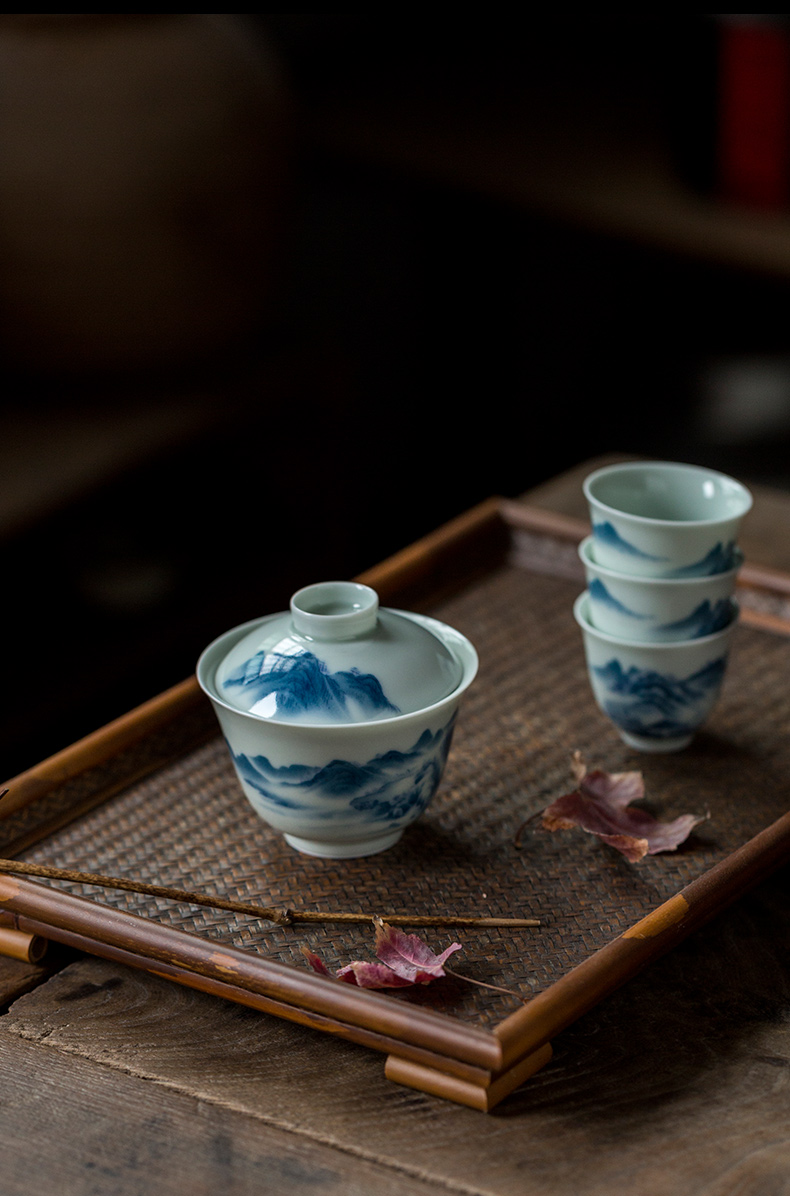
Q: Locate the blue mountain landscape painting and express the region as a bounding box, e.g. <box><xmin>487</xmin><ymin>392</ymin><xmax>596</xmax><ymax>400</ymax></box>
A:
<box><xmin>224</xmin><ymin>649</ymin><xmax>400</xmax><ymax>721</ymax></box>
<box><xmin>658</xmin><ymin>599</ymin><xmax>733</xmax><ymax>637</ymax></box>
<box><xmin>593</xmin><ymin>524</ymin><xmax>737</xmax><ymax>576</ymax></box>
<box><xmin>589</xmin><ymin>578</ymin><xmax>649</xmax><ymax>619</ymax></box>
<box><xmin>594</xmin><ymin>656</ymin><xmax>727</xmax><ymax>740</ymax></box>
<box><xmin>231</xmin><ymin>717</ymin><xmax>455</xmax><ymax>824</ymax></box>
<box><xmin>668</xmin><ymin>543</ymin><xmax>737</xmax><ymax>576</ymax></box>
<box><xmin>593</xmin><ymin>521</ymin><xmax>667</xmax><ymax>561</ymax></box>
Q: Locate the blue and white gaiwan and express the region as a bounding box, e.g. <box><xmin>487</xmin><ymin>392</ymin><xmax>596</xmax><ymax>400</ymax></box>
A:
<box><xmin>197</xmin><ymin>581</ymin><xmax>478</xmax><ymax>858</ymax></box>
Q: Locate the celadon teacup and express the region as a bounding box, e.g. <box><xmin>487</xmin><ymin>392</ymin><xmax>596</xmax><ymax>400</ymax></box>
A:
<box><xmin>573</xmin><ymin>590</ymin><xmax>739</xmax><ymax>752</ymax></box>
<box><xmin>583</xmin><ymin>461</ymin><xmax>752</xmax><ymax>578</ymax></box>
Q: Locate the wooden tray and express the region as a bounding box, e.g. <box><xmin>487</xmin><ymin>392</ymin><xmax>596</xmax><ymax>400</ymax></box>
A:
<box><xmin>3</xmin><ymin>497</ymin><xmax>790</xmax><ymax>1112</ymax></box>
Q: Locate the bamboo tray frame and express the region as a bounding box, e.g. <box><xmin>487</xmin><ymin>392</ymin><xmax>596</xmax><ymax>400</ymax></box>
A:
<box><xmin>3</xmin><ymin>496</ymin><xmax>790</xmax><ymax>1112</ymax></box>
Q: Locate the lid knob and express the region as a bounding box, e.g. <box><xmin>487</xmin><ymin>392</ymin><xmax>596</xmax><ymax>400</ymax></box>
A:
<box><xmin>290</xmin><ymin>581</ymin><xmax>378</xmax><ymax>641</ymax></box>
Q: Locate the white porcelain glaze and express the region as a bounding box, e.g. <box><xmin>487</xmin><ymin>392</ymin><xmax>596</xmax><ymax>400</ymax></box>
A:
<box><xmin>579</xmin><ymin>536</ymin><xmax>742</xmax><ymax>642</ymax></box>
<box><xmin>583</xmin><ymin>461</ymin><xmax>752</xmax><ymax>578</ymax></box>
<box><xmin>573</xmin><ymin>591</ymin><xmax>738</xmax><ymax>752</ymax></box>
<box><xmin>197</xmin><ymin>589</ymin><xmax>478</xmax><ymax>858</ymax></box>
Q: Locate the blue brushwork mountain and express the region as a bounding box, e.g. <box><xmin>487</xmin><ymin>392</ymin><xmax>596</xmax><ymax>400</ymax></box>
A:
<box><xmin>224</xmin><ymin>649</ymin><xmax>400</xmax><ymax>721</ymax></box>
<box><xmin>590</xmin><ymin>581</ymin><xmax>734</xmax><ymax>636</ymax></box>
<box><xmin>593</xmin><ymin>656</ymin><xmax>727</xmax><ymax>740</ymax></box>
<box><xmin>667</xmin><ymin>543</ymin><xmax>738</xmax><ymax>576</ymax></box>
<box><xmin>593</xmin><ymin>521</ymin><xmax>667</xmax><ymax>562</ymax></box>
<box><xmin>658</xmin><ymin>599</ymin><xmax>734</xmax><ymax>637</ymax></box>
<box><xmin>588</xmin><ymin>579</ymin><xmax>649</xmax><ymax>619</ymax></box>
<box><xmin>230</xmin><ymin>718</ymin><xmax>456</xmax><ymax>824</ymax></box>
<box><xmin>593</xmin><ymin>522</ymin><xmax>737</xmax><ymax>576</ymax></box>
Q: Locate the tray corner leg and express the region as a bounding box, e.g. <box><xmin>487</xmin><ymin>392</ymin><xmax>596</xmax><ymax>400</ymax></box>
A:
<box><xmin>385</xmin><ymin>1041</ymin><xmax>553</xmax><ymax>1112</ymax></box>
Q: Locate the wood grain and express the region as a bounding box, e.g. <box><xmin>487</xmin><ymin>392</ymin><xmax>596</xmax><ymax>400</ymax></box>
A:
<box><xmin>0</xmin><ymin>952</ymin><xmax>53</xmax><ymax>1008</ymax></box>
<box><xmin>7</xmin><ymin>858</ymin><xmax>790</xmax><ymax>1195</ymax></box>
<box><xmin>0</xmin><ymin>1033</ymin><xmax>444</xmax><ymax>1196</ymax></box>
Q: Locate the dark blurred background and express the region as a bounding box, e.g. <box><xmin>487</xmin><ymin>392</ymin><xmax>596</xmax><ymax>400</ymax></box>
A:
<box><xmin>3</xmin><ymin>13</ymin><xmax>790</xmax><ymax>778</ymax></box>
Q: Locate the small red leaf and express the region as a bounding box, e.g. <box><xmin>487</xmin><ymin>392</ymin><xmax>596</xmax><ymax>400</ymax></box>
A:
<box><xmin>300</xmin><ymin>945</ymin><xmax>331</xmax><ymax>975</ymax></box>
<box><xmin>373</xmin><ymin>917</ymin><xmax>462</xmax><ymax>982</ymax></box>
<box><xmin>301</xmin><ymin>922</ymin><xmax>462</xmax><ymax>989</ymax></box>
<box><xmin>540</xmin><ymin>752</ymin><xmax>706</xmax><ymax>861</ymax></box>
<box><xmin>336</xmin><ymin>961</ymin><xmax>414</xmax><ymax>988</ymax></box>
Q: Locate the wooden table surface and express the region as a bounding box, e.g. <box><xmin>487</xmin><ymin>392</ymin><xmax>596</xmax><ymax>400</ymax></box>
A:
<box><xmin>4</xmin><ymin>455</ymin><xmax>790</xmax><ymax>1195</ymax></box>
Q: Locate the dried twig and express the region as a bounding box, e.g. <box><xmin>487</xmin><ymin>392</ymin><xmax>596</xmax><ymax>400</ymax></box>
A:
<box><xmin>444</xmin><ymin>968</ymin><xmax>528</xmax><ymax>1004</ymax></box>
<box><xmin>0</xmin><ymin>858</ymin><xmax>540</xmax><ymax>929</ymax></box>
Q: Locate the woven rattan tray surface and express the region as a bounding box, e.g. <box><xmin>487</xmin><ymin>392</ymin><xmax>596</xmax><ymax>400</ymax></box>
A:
<box><xmin>3</xmin><ymin>498</ymin><xmax>790</xmax><ymax>1109</ymax></box>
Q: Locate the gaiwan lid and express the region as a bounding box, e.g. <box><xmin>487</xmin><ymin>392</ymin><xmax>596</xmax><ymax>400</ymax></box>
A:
<box><xmin>214</xmin><ymin>581</ymin><xmax>463</xmax><ymax>724</ymax></box>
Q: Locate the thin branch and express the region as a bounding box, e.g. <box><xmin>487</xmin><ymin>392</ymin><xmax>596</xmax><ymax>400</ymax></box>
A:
<box><xmin>0</xmin><ymin>858</ymin><xmax>540</xmax><ymax>929</ymax></box>
<box><xmin>444</xmin><ymin>967</ymin><xmax>528</xmax><ymax>1004</ymax></box>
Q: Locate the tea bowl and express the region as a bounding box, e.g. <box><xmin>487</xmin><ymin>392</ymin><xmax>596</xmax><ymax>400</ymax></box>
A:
<box><xmin>579</xmin><ymin>536</ymin><xmax>742</xmax><ymax>642</ymax></box>
<box><xmin>573</xmin><ymin>591</ymin><xmax>739</xmax><ymax>752</ymax></box>
<box><xmin>197</xmin><ymin>582</ymin><xmax>478</xmax><ymax>858</ymax></box>
<box><xmin>583</xmin><ymin>461</ymin><xmax>752</xmax><ymax>577</ymax></box>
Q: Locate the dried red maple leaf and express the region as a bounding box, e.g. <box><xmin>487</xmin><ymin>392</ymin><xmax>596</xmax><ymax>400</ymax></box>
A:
<box><xmin>372</xmin><ymin>917</ymin><xmax>462</xmax><ymax>982</ymax></box>
<box><xmin>301</xmin><ymin>916</ymin><xmax>462</xmax><ymax>989</ymax></box>
<box><xmin>538</xmin><ymin>751</ymin><xmax>706</xmax><ymax>863</ymax></box>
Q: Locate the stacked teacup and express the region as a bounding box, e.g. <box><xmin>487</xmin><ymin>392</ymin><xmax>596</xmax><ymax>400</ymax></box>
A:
<box><xmin>574</xmin><ymin>461</ymin><xmax>753</xmax><ymax>752</ymax></box>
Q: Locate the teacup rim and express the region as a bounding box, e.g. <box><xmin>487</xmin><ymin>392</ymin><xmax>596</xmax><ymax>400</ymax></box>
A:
<box><xmin>582</xmin><ymin>460</ymin><xmax>753</xmax><ymax>527</ymax></box>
